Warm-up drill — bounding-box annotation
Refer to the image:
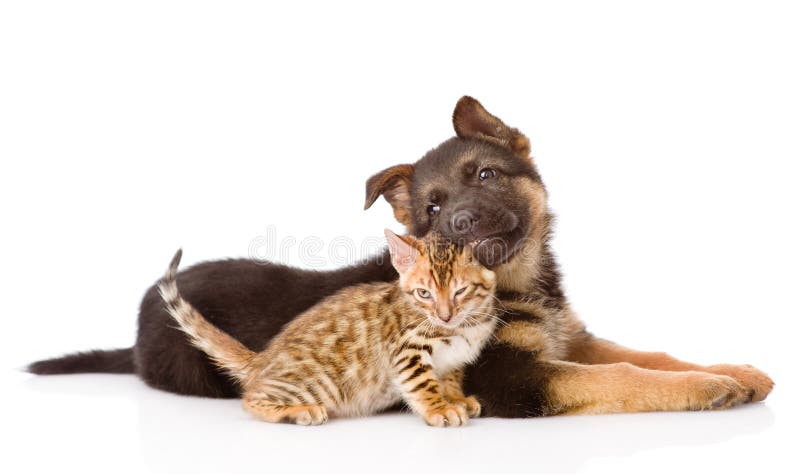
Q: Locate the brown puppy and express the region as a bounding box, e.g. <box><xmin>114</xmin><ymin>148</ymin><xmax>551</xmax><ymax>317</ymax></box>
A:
<box><xmin>30</xmin><ymin>97</ymin><xmax>773</xmax><ymax>417</ymax></box>
<box><xmin>365</xmin><ymin>97</ymin><xmax>774</xmax><ymax>416</ymax></box>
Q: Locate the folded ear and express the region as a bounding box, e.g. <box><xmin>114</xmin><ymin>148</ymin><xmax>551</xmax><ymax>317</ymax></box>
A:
<box><xmin>364</xmin><ymin>164</ymin><xmax>415</xmax><ymax>226</ymax></box>
<box><xmin>452</xmin><ymin>96</ymin><xmax>531</xmax><ymax>159</ymax></box>
<box><xmin>384</xmin><ymin>229</ymin><xmax>422</xmax><ymax>274</ymax></box>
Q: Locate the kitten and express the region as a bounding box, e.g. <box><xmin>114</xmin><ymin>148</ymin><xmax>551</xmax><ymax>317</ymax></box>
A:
<box><xmin>157</xmin><ymin>230</ymin><xmax>498</xmax><ymax>427</ymax></box>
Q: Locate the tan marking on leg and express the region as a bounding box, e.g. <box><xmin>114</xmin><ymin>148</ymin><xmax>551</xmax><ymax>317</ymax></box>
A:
<box><xmin>566</xmin><ymin>334</ymin><xmax>774</xmax><ymax>402</ymax></box>
<box><xmin>705</xmin><ymin>364</ymin><xmax>774</xmax><ymax>402</ymax></box>
<box><xmin>494</xmin><ymin>321</ymin><xmax>551</xmax><ymax>353</ymax></box>
<box><xmin>546</xmin><ymin>361</ymin><xmax>750</xmax><ymax>415</ymax></box>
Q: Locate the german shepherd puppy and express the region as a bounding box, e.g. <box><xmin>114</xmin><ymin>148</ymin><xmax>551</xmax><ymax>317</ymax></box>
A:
<box><xmin>30</xmin><ymin>97</ymin><xmax>773</xmax><ymax>417</ymax></box>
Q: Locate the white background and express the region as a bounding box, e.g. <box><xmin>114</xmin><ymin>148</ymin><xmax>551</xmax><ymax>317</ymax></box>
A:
<box><xmin>1</xmin><ymin>1</ymin><xmax>798</xmax><ymax>473</ymax></box>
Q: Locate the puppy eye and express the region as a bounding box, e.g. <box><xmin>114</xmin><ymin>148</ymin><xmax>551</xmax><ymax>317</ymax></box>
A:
<box><xmin>454</xmin><ymin>287</ymin><xmax>468</xmax><ymax>296</ymax></box>
<box><xmin>416</xmin><ymin>288</ymin><xmax>431</xmax><ymax>299</ymax></box>
<box><xmin>426</xmin><ymin>204</ymin><xmax>440</xmax><ymax>216</ymax></box>
<box><xmin>478</xmin><ymin>168</ymin><xmax>497</xmax><ymax>181</ymax></box>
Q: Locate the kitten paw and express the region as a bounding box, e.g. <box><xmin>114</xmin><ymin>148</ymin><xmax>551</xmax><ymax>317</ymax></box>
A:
<box><xmin>706</xmin><ymin>364</ymin><xmax>774</xmax><ymax>402</ymax></box>
<box><xmin>286</xmin><ymin>404</ymin><xmax>329</xmax><ymax>426</ymax></box>
<box><xmin>448</xmin><ymin>395</ymin><xmax>482</xmax><ymax>417</ymax></box>
<box><xmin>423</xmin><ymin>403</ymin><xmax>468</xmax><ymax>427</ymax></box>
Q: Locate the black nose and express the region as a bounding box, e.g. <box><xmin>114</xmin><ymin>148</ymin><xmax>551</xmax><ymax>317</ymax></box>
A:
<box><xmin>450</xmin><ymin>209</ymin><xmax>478</xmax><ymax>235</ymax></box>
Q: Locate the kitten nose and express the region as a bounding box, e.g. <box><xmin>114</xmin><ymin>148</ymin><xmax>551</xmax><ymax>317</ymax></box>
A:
<box><xmin>438</xmin><ymin>314</ymin><xmax>452</xmax><ymax>323</ymax></box>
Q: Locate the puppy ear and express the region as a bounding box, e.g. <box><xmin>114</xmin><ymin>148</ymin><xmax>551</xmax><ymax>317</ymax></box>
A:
<box><xmin>452</xmin><ymin>96</ymin><xmax>531</xmax><ymax>159</ymax></box>
<box><xmin>365</xmin><ymin>164</ymin><xmax>415</xmax><ymax>226</ymax></box>
<box><xmin>384</xmin><ymin>229</ymin><xmax>421</xmax><ymax>274</ymax></box>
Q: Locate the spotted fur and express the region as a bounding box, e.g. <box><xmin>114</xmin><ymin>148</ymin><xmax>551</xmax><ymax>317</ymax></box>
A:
<box><xmin>157</xmin><ymin>234</ymin><xmax>496</xmax><ymax>427</ymax></box>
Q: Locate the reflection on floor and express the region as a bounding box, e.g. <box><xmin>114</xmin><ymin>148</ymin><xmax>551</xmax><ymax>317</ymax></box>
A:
<box><xmin>10</xmin><ymin>373</ymin><xmax>781</xmax><ymax>474</ymax></box>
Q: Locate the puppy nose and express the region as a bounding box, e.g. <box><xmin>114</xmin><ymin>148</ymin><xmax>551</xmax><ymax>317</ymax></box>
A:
<box><xmin>438</xmin><ymin>314</ymin><xmax>452</xmax><ymax>323</ymax></box>
<box><xmin>450</xmin><ymin>209</ymin><xmax>478</xmax><ymax>235</ymax></box>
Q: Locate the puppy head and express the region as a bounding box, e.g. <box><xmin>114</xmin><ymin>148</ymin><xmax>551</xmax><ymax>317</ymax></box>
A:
<box><xmin>366</xmin><ymin>96</ymin><xmax>548</xmax><ymax>269</ymax></box>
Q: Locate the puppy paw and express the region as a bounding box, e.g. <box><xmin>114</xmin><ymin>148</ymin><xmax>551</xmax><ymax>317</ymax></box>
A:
<box><xmin>707</xmin><ymin>364</ymin><xmax>774</xmax><ymax>402</ymax></box>
<box><xmin>423</xmin><ymin>403</ymin><xmax>468</xmax><ymax>427</ymax></box>
<box><xmin>687</xmin><ymin>373</ymin><xmax>750</xmax><ymax>411</ymax></box>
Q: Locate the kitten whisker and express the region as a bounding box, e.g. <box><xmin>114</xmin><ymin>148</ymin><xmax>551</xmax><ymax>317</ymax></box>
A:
<box><xmin>463</xmin><ymin>310</ymin><xmax>509</xmax><ymax>328</ymax></box>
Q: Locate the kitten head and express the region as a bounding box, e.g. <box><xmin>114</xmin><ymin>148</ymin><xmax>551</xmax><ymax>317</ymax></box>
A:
<box><xmin>384</xmin><ymin>229</ymin><xmax>496</xmax><ymax>329</ymax></box>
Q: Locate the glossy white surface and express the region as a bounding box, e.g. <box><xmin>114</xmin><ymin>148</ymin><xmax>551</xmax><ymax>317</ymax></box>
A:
<box><xmin>4</xmin><ymin>371</ymin><xmax>791</xmax><ymax>473</ymax></box>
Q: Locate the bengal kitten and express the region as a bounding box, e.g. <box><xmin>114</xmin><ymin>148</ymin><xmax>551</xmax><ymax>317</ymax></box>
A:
<box><xmin>157</xmin><ymin>231</ymin><xmax>498</xmax><ymax>427</ymax></box>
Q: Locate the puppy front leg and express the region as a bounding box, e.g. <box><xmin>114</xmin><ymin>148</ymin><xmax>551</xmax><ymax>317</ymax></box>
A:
<box><xmin>464</xmin><ymin>343</ymin><xmax>751</xmax><ymax>418</ymax></box>
<box><xmin>546</xmin><ymin>360</ymin><xmax>751</xmax><ymax>415</ymax></box>
<box><xmin>566</xmin><ymin>332</ymin><xmax>774</xmax><ymax>402</ymax></box>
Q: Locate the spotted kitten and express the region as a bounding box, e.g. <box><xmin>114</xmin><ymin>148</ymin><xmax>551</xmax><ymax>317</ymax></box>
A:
<box><xmin>157</xmin><ymin>230</ymin><xmax>497</xmax><ymax>427</ymax></box>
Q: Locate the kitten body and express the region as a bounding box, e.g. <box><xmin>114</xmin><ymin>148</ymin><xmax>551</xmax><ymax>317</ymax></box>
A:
<box><xmin>158</xmin><ymin>233</ymin><xmax>497</xmax><ymax>426</ymax></box>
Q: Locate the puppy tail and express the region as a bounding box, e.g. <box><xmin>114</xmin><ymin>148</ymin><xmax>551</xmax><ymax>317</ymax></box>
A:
<box><xmin>158</xmin><ymin>249</ymin><xmax>255</xmax><ymax>383</ymax></box>
<box><xmin>27</xmin><ymin>348</ymin><xmax>135</xmax><ymax>375</ymax></box>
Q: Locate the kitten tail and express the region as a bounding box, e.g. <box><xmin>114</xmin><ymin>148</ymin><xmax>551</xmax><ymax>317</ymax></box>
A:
<box><xmin>157</xmin><ymin>249</ymin><xmax>255</xmax><ymax>383</ymax></box>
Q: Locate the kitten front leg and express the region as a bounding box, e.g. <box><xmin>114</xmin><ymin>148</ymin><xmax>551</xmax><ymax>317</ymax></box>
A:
<box><xmin>392</xmin><ymin>352</ymin><xmax>468</xmax><ymax>427</ymax></box>
<box><xmin>440</xmin><ymin>369</ymin><xmax>481</xmax><ymax>417</ymax></box>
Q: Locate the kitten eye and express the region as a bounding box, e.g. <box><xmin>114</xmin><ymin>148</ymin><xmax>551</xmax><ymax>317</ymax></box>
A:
<box><xmin>454</xmin><ymin>287</ymin><xmax>468</xmax><ymax>296</ymax></box>
<box><xmin>478</xmin><ymin>168</ymin><xmax>497</xmax><ymax>181</ymax></box>
<box><xmin>416</xmin><ymin>288</ymin><xmax>431</xmax><ymax>299</ymax></box>
<box><xmin>426</xmin><ymin>204</ymin><xmax>440</xmax><ymax>216</ymax></box>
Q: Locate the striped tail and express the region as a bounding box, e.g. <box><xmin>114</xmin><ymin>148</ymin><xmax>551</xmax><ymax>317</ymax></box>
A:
<box><xmin>157</xmin><ymin>249</ymin><xmax>255</xmax><ymax>383</ymax></box>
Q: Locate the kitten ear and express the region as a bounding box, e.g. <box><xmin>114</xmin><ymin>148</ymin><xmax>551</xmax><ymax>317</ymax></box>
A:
<box><xmin>384</xmin><ymin>229</ymin><xmax>421</xmax><ymax>274</ymax></box>
<box><xmin>452</xmin><ymin>96</ymin><xmax>531</xmax><ymax>159</ymax></box>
